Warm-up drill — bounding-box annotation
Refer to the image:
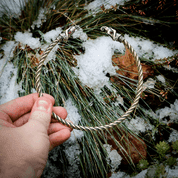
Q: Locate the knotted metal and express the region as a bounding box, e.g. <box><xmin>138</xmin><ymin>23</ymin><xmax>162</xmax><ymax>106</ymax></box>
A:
<box><xmin>35</xmin><ymin>26</ymin><xmax>143</xmax><ymax>132</ymax></box>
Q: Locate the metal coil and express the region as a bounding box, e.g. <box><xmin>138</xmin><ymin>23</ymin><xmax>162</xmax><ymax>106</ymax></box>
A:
<box><xmin>35</xmin><ymin>26</ymin><xmax>143</xmax><ymax>132</ymax></box>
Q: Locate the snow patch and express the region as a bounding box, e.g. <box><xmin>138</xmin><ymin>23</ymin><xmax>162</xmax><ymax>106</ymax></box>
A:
<box><xmin>168</xmin><ymin>129</ymin><xmax>178</xmax><ymax>143</ymax></box>
<box><xmin>63</xmin><ymin>99</ymin><xmax>84</xmax><ymax>178</ymax></box>
<box><xmin>143</xmin><ymin>78</ymin><xmax>156</xmax><ymax>91</ymax></box>
<box><xmin>0</xmin><ymin>41</ymin><xmax>23</xmax><ymax>104</ymax></box>
<box><xmin>72</xmin><ymin>27</ymin><xmax>88</xmax><ymax>41</ymax></box>
<box><xmin>156</xmin><ymin>99</ymin><xmax>178</xmax><ymax>124</ymax></box>
<box><xmin>63</xmin><ymin>144</ymin><xmax>82</xmax><ymax>178</ymax></box>
<box><xmin>85</xmin><ymin>0</ymin><xmax>129</xmax><ymax>15</ymax></box>
<box><xmin>0</xmin><ymin>62</ymin><xmax>23</xmax><ymax>104</ymax></box>
<box><xmin>103</xmin><ymin>144</ymin><xmax>122</xmax><ymax>172</ymax></box>
<box><xmin>43</xmin><ymin>27</ymin><xmax>62</xmax><ymax>43</ymax></box>
<box><xmin>0</xmin><ymin>0</ymin><xmax>27</xmax><ymax>17</ymax></box>
<box><xmin>156</xmin><ymin>75</ymin><xmax>166</xmax><ymax>84</ymax></box>
<box><xmin>124</xmin><ymin>34</ymin><xmax>177</xmax><ymax>61</ymax></box>
<box><xmin>133</xmin><ymin>169</ymin><xmax>147</xmax><ymax>178</ymax></box>
<box><xmin>124</xmin><ymin>116</ymin><xmax>153</xmax><ymax>134</ymax></box>
<box><xmin>64</xmin><ymin>98</ymin><xmax>84</xmax><ymax>142</ymax></box>
<box><xmin>110</xmin><ymin>171</ymin><xmax>130</xmax><ymax>178</ymax></box>
<box><xmin>73</xmin><ymin>36</ymin><xmax>124</xmax><ymax>90</ymax></box>
<box><xmin>14</xmin><ymin>31</ymin><xmax>41</xmax><ymax>49</ymax></box>
<box><xmin>31</xmin><ymin>7</ymin><xmax>47</xmax><ymax>29</ymax></box>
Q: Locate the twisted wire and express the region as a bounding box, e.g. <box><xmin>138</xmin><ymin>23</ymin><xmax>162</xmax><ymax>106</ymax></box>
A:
<box><xmin>35</xmin><ymin>26</ymin><xmax>143</xmax><ymax>132</ymax></box>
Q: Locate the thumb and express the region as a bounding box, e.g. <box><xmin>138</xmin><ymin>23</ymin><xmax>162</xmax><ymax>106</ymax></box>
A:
<box><xmin>28</xmin><ymin>97</ymin><xmax>53</xmax><ymax>131</ymax></box>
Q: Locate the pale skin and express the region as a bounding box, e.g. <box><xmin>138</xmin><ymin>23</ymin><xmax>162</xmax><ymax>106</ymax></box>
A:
<box><xmin>0</xmin><ymin>93</ymin><xmax>72</xmax><ymax>178</ymax></box>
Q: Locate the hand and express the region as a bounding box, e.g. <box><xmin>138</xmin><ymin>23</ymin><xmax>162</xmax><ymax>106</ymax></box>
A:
<box><xmin>0</xmin><ymin>93</ymin><xmax>72</xmax><ymax>178</ymax></box>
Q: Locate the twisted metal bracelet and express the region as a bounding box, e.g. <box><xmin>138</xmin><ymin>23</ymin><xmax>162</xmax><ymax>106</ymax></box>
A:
<box><xmin>35</xmin><ymin>26</ymin><xmax>143</xmax><ymax>132</ymax></box>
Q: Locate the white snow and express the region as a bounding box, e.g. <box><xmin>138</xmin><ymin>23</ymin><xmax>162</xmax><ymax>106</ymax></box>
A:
<box><xmin>0</xmin><ymin>62</ymin><xmax>23</xmax><ymax>104</ymax></box>
<box><xmin>142</xmin><ymin>78</ymin><xmax>156</xmax><ymax>91</ymax></box>
<box><xmin>63</xmin><ymin>144</ymin><xmax>82</xmax><ymax>178</ymax></box>
<box><xmin>73</xmin><ymin>33</ymin><xmax>177</xmax><ymax>91</ymax></box>
<box><xmin>43</xmin><ymin>27</ymin><xmax>62</xmax><ymax>43</ymax></box>
<box><xmin>14</xmin><ymin>31</ymin><xmax>41</xmax><ymax>49</ymax></box>
<box><xmin>85</xmin><ymin>0</ymin><xmax>130</xmax><ymax>15</ymax></box>
<box><xmin>110</xmin><ymin>166</ymin><xmax>178</xmax><ymax>178</ymax></box>
<box><xmin>0</xmin><ymin>41</ymin><xmax>24</xmax><ymax>104</ymax></box>
<box><xmin>103</xmin><ymin>144</ymin><xmax>122</xmax><ymax>172</ymax></box>
<box><xmin>133</xmin><ymin>169</ymin><xmax>147</xmax><ymax>178</ymax></box>
<box><xmin>110</xmin><ymin>171</ymin><xmax>130</xmax><ymax>178</ymax></box>
<box><xmin>165</xmin><ymin>166</ymin><xmax>178</xmax><ymax>178</ymax></box>
<box><xmin>124</xmin><ymin>116</ymin><xmax>153</xmax><ymax>134</ymax></box>
<box><xmin>72</xmin><ymin>27</ymin><xmax>88</xmax><ymax>41</ymax></box>
<box><xmin>124</xmin><ymin>34</ymin><xmax>177</xmax><ymax>61</ymax></box>
<box><xmin>63</xmin><ymin>99</ymin><xmax>84</xmax><ymax>178</ymax></box>
<box><xmin>168</xmin><ymin>129</ymin><xmax>178</xmax><ymax>143</ymax></box>
<box><xmin>73</xmin><ymin>36</ymin><xmax>124</xmax><ymax>90</ymax></box>
<box><xmin>156</xmin><ymin>99</ymin><xmax>178</xmax><ymax>124</ymax></box>
<box><xmin>0</xmin><ymin>41</ymin><xmax>17</xmax><ymax>76</ymax></box>
<box><xmin>31</xmin><ymin>7</ymin><xmax>47</xmax><ymax>30</ymax></box>
<box><xmin>64</xmin><ymin>98</ymin><xmax>84</xmax><ymax>142</ymax></box>
<box><xmin>156</xmin><ymin>75</ymin><xmax>166</xmax><ymax>84</ymax></box>
<box><xmin>0</xmin><ymin>0</ymin><xmax>27</xmax><ymax>17</ymax></box>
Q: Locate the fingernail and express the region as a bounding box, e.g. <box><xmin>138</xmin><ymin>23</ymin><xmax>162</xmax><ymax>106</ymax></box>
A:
<box><xmin>37</xmin><ymin>100</ymin><xmax>50</xmax><ymax>111</ymax></box>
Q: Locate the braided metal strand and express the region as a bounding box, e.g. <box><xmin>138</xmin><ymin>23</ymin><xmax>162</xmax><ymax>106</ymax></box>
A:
<box><xmin>35</xmin><ymin>26</ymin><xmax>143</xmax><ymax>132</ymax></box>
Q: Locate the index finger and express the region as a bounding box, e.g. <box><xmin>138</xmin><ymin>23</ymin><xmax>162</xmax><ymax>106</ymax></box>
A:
<box><xmin>0</xmin><ymin>93</ymin><xmax>55</xmax><ymax>122</ymax></box>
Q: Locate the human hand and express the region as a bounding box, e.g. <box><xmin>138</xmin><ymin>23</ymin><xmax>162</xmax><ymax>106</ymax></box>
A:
<box><xmin>0</xmin><ymin>93</ymin><xmax>72</xmax><ymax>178</ymax></box>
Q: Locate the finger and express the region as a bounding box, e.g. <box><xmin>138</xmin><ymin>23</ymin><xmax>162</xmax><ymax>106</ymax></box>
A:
<box><xmin>48</xmin><ymin>122</ymin><xmax>72</xmax><ymax>135</ymax></box>
<box><xmin>0</xmin><ymin>119</ymin><xmax>16</xmax><ymax>128</ymax></box>
<box><xmin>0</xmin><ymin>93</ymin><xmax>54</xmax><ymax>122</ymax></box>
<box><xmin>27</xmin><ymin>97</ymin><xmax>53</xmax><ymax>131</ymax></box>
<box><xmin>49</xmin><ymin>129</ymin><xmax>71</xmax><ymax>150</ymax></box>
<box><xmin>52</xmin><ymin>107</ymin><xmax>68</xmax><ymax>120</ymax></box>
<box><xmin>14</xmin><ymin>106</ymin><xmax>68</xmax><ymax>127</ymax></box>
<box><xmin>13</xmin><ymin>112</ymin><xmax>31</xmax><ymax>127</ymax></box>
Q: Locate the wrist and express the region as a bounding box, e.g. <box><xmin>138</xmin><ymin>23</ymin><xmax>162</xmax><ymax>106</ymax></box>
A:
<box><xmin>0</xmin><ymin>162</ymin><xmax>36</xmax><ymax>178</ymax></box>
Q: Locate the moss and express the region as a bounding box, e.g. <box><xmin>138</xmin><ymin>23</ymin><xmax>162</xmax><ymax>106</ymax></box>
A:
<box><xmin>172</xmin><ymin>140</ymin><xmax>178</xmax><ymax>153</ymax></box>
<box><xmin>166</xmin><ymin>157</ymin><xmax>177</xmax><ymax>168</ymax></box>
<box><xmin>155</xmin><ymin>141</ymin><xmax>170</xmax><ymax>158</ymax></box>
<box><xmin>137</xmin><ymin>159</ymin><xmax>149</xmax><ymax>170</ymax></box>
<box><xmin>146</xmin><ymin>164</ymin><xmax>166</xmax><ymax>178</ymax></box>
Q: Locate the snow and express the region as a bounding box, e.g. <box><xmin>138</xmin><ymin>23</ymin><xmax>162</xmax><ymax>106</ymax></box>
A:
<box><xmin>63</xmin><ymin>144</ymin><xmax>82</xmax><ymax>178</ymax></box>
<box><xmin>124</xmin><ymin>116</ymin><xmax>153</xmax><ymax>134</ymax></box>
<box><xmin>73</xmin><ymin>36</ymin><xmax>124</xmax><ymax>90</ymax></box>
<box><xmin>62</xmin><ymin>99</ymin><xmax>84</xmax><ymax>178</ymax></box>
<box><xmin>156</xmin><ymin>75</ymin><xmax>166</xmax><ymax>84</ymax></box>
<box><xmin>73</xmin><ymin>33</ymin><xmax>177</xmax><ymax>91</ymax></box>
<box><xmin>156</xmin><ymin>99</ymin><xmax>178</xmax><ymax>124</ymax></box>
<box><xmin>0</xmin><ymin>0</ymin><xmax>27</xmax><ymax>17</ymax></box>
<box><xmin>43</xmin><ymin>27</ymin><xmax>62</xmax><ymax>43</ymax></box>
<box><xmin>0</xmin><ymin>62</ymin><xmax>23</xmax><ymax>104</ymax></box>
<box><xmin>0</xmin><ymin>41</ymin><xmax>17</xmax><ymax>77</ymax></box>
<box><xmin>133</xmin><ymin>169</ymin><xmax>147</xmax><ymax>178</ymax></box>
<box><xmin>85</xmin><ymin>0</ymin><xmax>130</xmax><ymax>15</ymax></box>
<box><xmin>72</xmin><ymin>27</ymin><xmax>88</xmax><ymax>41</ymax></box>
<box><xmin>124</xmin><ymin>34</ymin><xmax>177</xmax><ymax>61</ymax></box>
<box><xmin>168</xmin><ymin>129</ymin><xmax>178</xmax><ymax>143</ymax></box>
<box><xmin>0</xmin><ymin>41</ymin><xmax>23</xmax><ymax>104</ymax></box>
<box><xmin>142</xmin><ymin>78</ymin><xmax>156</xmax><ymax>91</ymax></box>
<box><xmin>103</xmin><ymin>144</ymin><xmax>122</xmax><ymax>172</ymax></box>
<box><xmin>31</xmin><ymin>7</ymin><xmax>47</xmax><ymax>30</ymax></box>
<box><xmin>165</xmin><ymin>166</ymin><xmax>178</xmax><ymax>178</ymax></box>
<box><xmin>64</xmin><ymin>98</ymin><xmax>84</xmax><ymax>142</ymax></box>
<box><xmin>110</xmin><ymin>166</ymin><xmax>178</xmax><ymax>178</ymax></box>
<box><xmin>110</xmin><ymin>171</ymin><xmax>130</xmax><ymax>178</ymax></box>
<box><xmin>14</xmin><ymin>31</ymin><xmax>41</xmax><ymax>49</ymax></box>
